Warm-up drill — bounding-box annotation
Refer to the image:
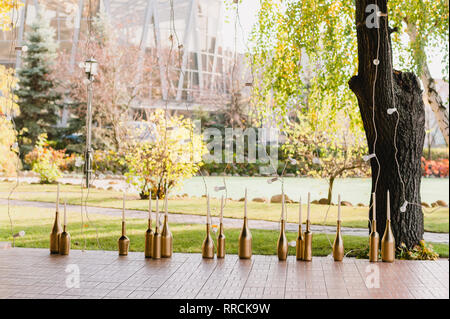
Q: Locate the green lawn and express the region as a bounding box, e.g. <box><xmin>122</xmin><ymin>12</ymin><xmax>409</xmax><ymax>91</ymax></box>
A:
<box><xmin>0</xmin><ymin>181</ymin><xmax>448</xmax><ymax>233</ymax></box>
<box><xmin>0</xmin><ymin>204</ymin><xmax>448</xmax><ymax>258</ymax></box>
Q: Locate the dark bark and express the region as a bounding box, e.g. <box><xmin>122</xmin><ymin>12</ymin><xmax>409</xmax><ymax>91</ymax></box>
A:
<box><xmin>349</xmin><ymin>0</ymin><xmax>425</xmax><ymax>248</ymax></box>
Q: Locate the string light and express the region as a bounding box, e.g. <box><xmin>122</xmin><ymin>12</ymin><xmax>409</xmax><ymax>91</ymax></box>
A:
<box><xmin>14</xmin><ymin>45</ymin><xmax>27</xmax><ymax>52</ymax></box>
<box><xmin>214</xmin><ymin>186</ymin><xmax>226</xmax><ymax>192</ymax></box>
<box><xmin>13</xmin><ymin>230</ymin><xmax>25</xmax><ymax>238</ymax></box>
<box><xmin>387</xmin><ymin>107</ymin><xmax>397</xmax><ymax>115</ymax></box>
<box><xmin>362</xmin><ymin>153</ymin><xmax>376</xmax><ymax>162</ymax></box>
<box><xmin>179</xmin><ymin>138</ymin><xmax>191</xmax><ymax>145</ymax></box>
<box><xmin>400</xmin><ymin>200</ymin><xmax>408</xmax><ymax>213</ymax></box>
<box><xmin>288</xmin><ymin>157</ymin><xmax>297</xmax><ymax>165</ymax></box>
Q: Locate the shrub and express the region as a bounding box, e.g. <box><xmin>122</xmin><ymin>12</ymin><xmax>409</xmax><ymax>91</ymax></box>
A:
<box><xmin>396</xmin><ymin>241</ymin><xmax>439</xmax><ymax>260</ymax></box>
<box><xmin>125</xmin><ymin>110</ymin><xmax>207</xmax><ymax>199</ymax></box>
<box><xmin>24</xmin><ymin>133</ymin><xmax>64</xmax><ymax>183</ymax></box>
<box><xmin>421</xmin><ymin>157</ymin><xmax>449</xmax><ymax>177</ymax></box>
<box><xmin>92</xmin><ymin>149</ymin><xmax>127</xmax><ymax>174</ymax></box>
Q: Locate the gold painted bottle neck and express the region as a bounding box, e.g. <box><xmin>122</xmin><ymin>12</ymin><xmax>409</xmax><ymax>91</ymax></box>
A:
<box><xmin>371</xmin><ymin>220</ymin><xmax>377</xmax><ymax>232</ymax></box>
<box><xmin>121</xmin><ymin>221</ymin><xmax>126</xmax><ymax>236</ymax></box>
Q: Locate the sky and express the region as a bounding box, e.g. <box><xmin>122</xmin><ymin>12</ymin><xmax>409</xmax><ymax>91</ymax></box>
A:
<box><xmin>221</xmin><ymin>1</ymin><xmax>448</xmax><ymax>80</ymax></box>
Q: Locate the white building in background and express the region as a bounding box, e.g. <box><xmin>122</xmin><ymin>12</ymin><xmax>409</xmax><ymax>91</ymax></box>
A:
<box><xmin>0</xmin><ymin>0</ymin><xmax>241</xmax><ymax>112</ymax></box>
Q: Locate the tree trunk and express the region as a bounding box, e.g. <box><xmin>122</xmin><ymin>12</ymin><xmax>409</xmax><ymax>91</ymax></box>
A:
<box><xmin>327</xmin><ymin>176</ymin><xmax>335</xmax><ymax>205</ymax></box>
<box><xmin>349</xmin><ymin>0</ymin><xmax>425</xmax><ymax>248</ymax></box>
<box><xmin>420</xmin><ymin>65</ymin><xmax>449</xmax><ymax>146</ymax></box>
<box><xmin>406</xmin><ymin>23</ymin><xmax>449</xmax><ymax>146</ymax></box>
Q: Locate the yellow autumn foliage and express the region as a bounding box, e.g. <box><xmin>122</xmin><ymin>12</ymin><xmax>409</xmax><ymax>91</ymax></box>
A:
<box><xmin>0</xmin><ymin>64</ymin><xmax>20</xmax><ymax>174</ymax></box>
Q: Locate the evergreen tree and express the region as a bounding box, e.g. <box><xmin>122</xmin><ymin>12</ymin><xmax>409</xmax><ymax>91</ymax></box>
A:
<box><xmin>14</xmin><ymin>15</ymin><xmax>61</xmax><ymax>158</ymax></box>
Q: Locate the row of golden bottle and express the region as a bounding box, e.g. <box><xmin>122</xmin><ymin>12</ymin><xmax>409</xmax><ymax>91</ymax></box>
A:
<box><xmin>50</xmin><ymin>184</ymin><xmax>70</xmax><ymax>255</ymax></box>
<box><xmin>201</xmin><ymin>195</ymin><xmax>227</xmax><ymax>258</ymax></box>
<box><xmin>369</xmin><ymin>191</ymin><xmax>395</xmax><ymax>262</ymax></box>
<box><xmin>141</xmin><ymin>192</ymin><xmax>173</xmax><ymax>258</ymax></box>
<box><xmin>50</xmin><ymin>183</ymin><xmax>395</xmax><ymax>262</ymax></box>
<box><xmin>276</xmin><ymin>189</ymin><xmax>395</xmax><ymax>263</ymax></box>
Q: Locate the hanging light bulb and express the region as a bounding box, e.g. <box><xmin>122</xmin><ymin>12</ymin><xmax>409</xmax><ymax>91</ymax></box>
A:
<box><xmin>13</xmin><ymin>230</ymin><xmax>25</xmax><ymax>238</ymax></box>
<box><xmin>400</xmin><ymin>200</ymin><xmax>408</xmax><ymax>213</ymax></box>
<box><xmin>363</xmin><ymin>153</ymin><xmax>376</xmax><ymax>162</ymax></box>
<box><xmin>179</xmin><ymin>138</ymin><xmax>191</xmax><ymax>145</ymax></box>
<box><xmin>288</xmin><ymin>157</ymin><xmax>297</xmax><ymax>165</ymax></box>
<box><xmin>387</xmin><ymin>108</ymin><xmax>397</xmax><ymax>115</ymax></box>
<box><xmin>373</xmin><ymin>59</ymin><xmax>380</xmax><ymax>65</ymax></box>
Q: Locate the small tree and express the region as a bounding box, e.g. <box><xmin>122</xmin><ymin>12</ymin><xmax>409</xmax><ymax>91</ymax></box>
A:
<box><xmin>14</xmin><ymin>15</ymin><xmax>61</xmax><ymax>158</ymax></box>
<box><xmin>59</xmin><ymin>14</ymin><xmax>162</xmax><ymax>153</ymax></box>
<box><xmin>284</xmin><ymin>111</ymin><xmax>369</xmax><ymax>204</ymax></box>
<box><xmin>125</xmin><ymin>109</ymin><xmax>207</xmax><ymax>199</ymax></box>
<box><xmin>24</xmin><ymin>133</ymin><xmax>64</xmax><ymax>184</ymax></box>
<box><xmin>0</xmin><ymin>65</ymin><xmax>20</xmax><ymax>175</ymax></box>
<box><xmin>0</xmin><ymin>1</ymin><xmax>23</xmax><ymax>30</ymax></box>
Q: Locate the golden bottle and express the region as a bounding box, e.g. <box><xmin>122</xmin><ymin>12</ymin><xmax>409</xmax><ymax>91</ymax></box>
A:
<box><xmin>118</xmin><ymin>221</ymin><xmax>130</xmax><ymax>256</ymax></box>
<box><xmin>161</xmin><ymin>215</ymin><xmax>173</xmax><ymax>258</ymax></box>
<box><xmin>303</xmin><ymin>220</ymin><xmax>312</xmax><ymax>261</ymax></box>
<box><xmin>152</xmin><ymin>224</ymin><xmax>162</xmax><ymax>259</ymax></box>
<box><xmin>217</xmin><ymin>222</ymin><xmax>226</xmax><ymax>258</ymax></box>
<box><xmin>238</xmin><ymin>216</ymin><xmax>252</xmax><ymax>259</ymax></box>
<box><xmin>277</xmin><ymin>219</ymin><xmax>288</xmax><ymax>261</ymax></box>
<box><xmin>59</xmin><ymin>225</ymin><xmax>70</xmax><ymax>255</ymax></box>
<box><xmin>369</xmin><ymin>192</ymin><xmax>379</xmax><ymax>262</ymax></box>
<box><xmin>369</xmin><ymin>220</ymin><xmax>379</xmax><ymax>262</ymax></box>
<box><xmin>296</xmin><ymin>224</ymin><xmax>304</xmax><ymax>260</ymax></box>
<box><xmin>332</xmin><ymin>221</ymin><xmax>344</xmax><ymax>261</ymax></box>
<box><xmin>144</xmin><ymin>218</ymin><xmax>154</xmax><ymax>258</ymax></box>
<box><xmin>239</xmin><ymin>189</ymin><xmax>252</xmax><ymax>259</ymax></box>
<box><xmin>50</xmin><ymin>211</ymin><xmax>62</xmax><ymax>254</ymax></box>
<box><xmin>381</xmin><ymin>191</ymin><xmax>395</xmax><ymax>262</ymax></box>
<box><xmin>381</xmin><ymin>220</ymin><xmax>395</xmax><ymax>262</ymax></box>
<box><xmin>202</xmin><ymin>223</ymin><xmax>215</xmax><ymax>259</ymax></box>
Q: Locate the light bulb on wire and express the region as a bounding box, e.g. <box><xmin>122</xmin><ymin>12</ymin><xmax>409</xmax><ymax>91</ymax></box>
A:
<box><xmin>400</xmin><ymin>201</ymin><xmax>408</xmax><ymax>213</ymax></box>
<box><xmin>214</xmin><ymin>186</ymin><xmax>226</xmax><ymax>192</ymax></box>
<box><xmin>363</xmin><ymin>153</ymin><xmax>376</xmax><ymax>162</ymax></box>
<box><xmin>387</xmin><ymin>108</ymin><xmax>397</xmax><ymax>115</ymax></box>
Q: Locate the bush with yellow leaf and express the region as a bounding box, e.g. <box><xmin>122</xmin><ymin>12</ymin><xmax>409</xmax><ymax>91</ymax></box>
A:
<box><xmin>125</xmin><ymin>110</ymin><xmax>207</xmax><ymax>199</ymax></box>
<box><xmin>24</xmin><ymin>133</ymin><xmax>64</xmax><ymax>183</ymax></box>
<box><xmin>0</xmin><ymin>65</ymin><xmax>20</xmax><ymax>175</ymax></box>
